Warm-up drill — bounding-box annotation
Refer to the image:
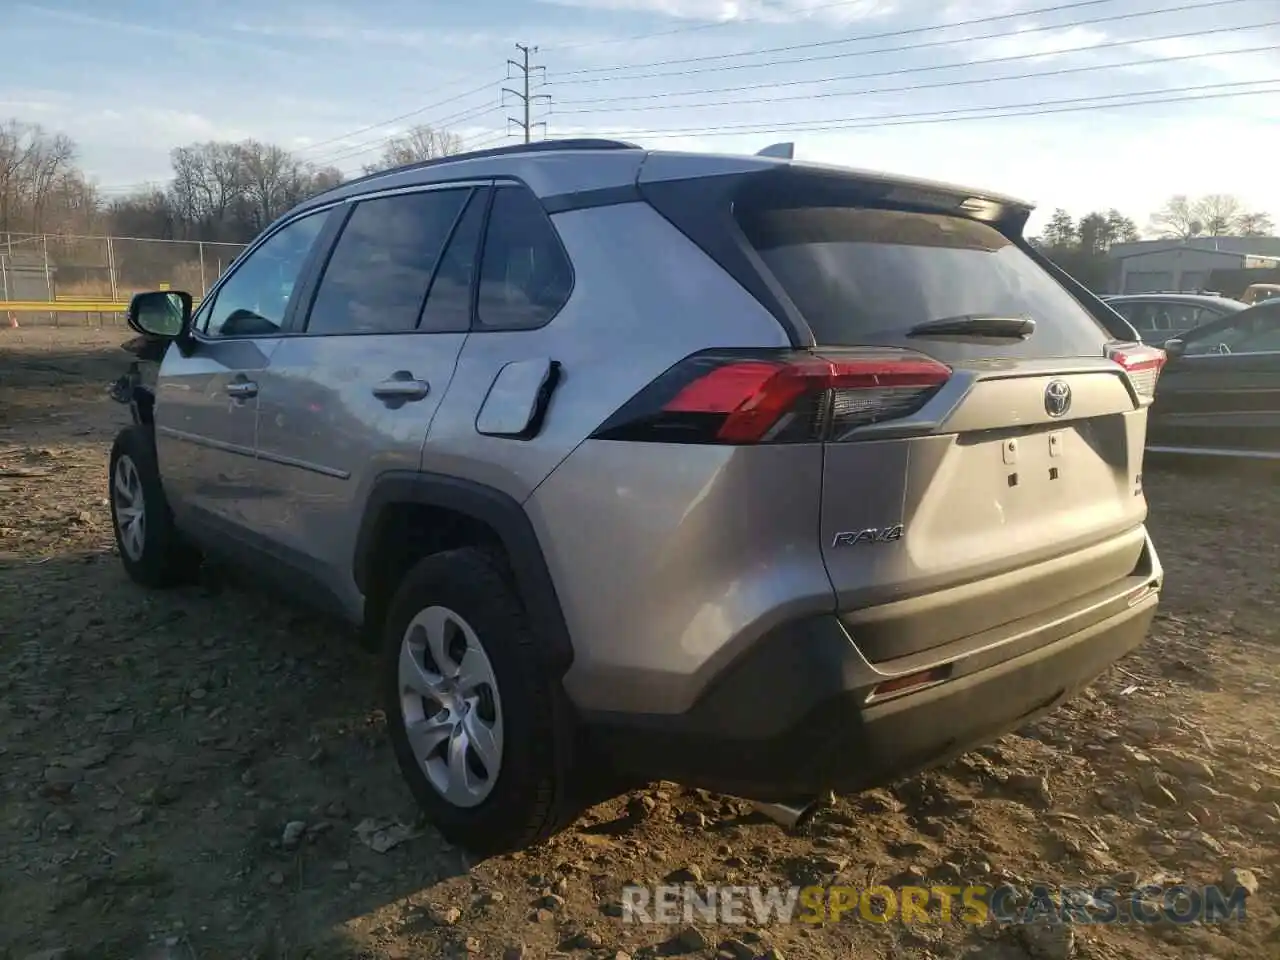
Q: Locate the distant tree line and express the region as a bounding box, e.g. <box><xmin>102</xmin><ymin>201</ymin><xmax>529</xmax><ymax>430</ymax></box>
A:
<box><xmin>3</xmin><ymin>113</ymin><xmax>1275</xmax><ymax>262</ymax></box>
<box><xmin>1030</xmin><ymin>195</ymin><xmax>1275</xmax><ymax>292</ymax></box>
<box><xmin>0</xmin><ymin>118</ymin><xmax>462</xmax><ymax>244</ymax></box>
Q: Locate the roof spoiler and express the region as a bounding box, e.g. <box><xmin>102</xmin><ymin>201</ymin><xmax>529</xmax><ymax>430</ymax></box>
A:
<box><xmin>756</xmin><ymin>142</ymin><xmax>795</xmax><ymax>160</ymax></box>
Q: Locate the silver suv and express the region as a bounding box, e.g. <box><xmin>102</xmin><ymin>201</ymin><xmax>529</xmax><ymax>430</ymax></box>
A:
<box><xmin>111</xmin><ymin>139</ymin><xmax>1166</xmax><ymax>853</ymax></box>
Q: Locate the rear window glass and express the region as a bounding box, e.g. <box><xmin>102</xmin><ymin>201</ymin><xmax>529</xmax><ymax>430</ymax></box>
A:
<box><xmin>736</xmin><ymin>205</ymin><xmax>1111</xmax><ymax>358</ymax></box>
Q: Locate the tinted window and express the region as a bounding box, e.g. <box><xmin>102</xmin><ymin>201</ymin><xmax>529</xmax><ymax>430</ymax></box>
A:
<box><xmin>306</xmin><ymin>189</ymin><xmax>471</xmax><ymax>335</ymax></box>
<box><xmin>737</xmin><ymin>205</ymin><xmax>1110</xmax><ymax>358</ymax></box>
<box><xmin>201</xmin><ymin>210</ymin><xmax>330</xmax><ymax>338</ymax></box>
<box><xmin>1184</xmin><ymin>304</ymin><xmax>1280</xmax><ymax>355</ymax></box>
<box><xmin>476</xmin><ymin>186</ymin><xmax>572</xmax><ymax>331</ymax></box>
<box><xmin>419</xmin><ymin>188</ymin><xmax>486</xmax><ymax>333</ymax></box>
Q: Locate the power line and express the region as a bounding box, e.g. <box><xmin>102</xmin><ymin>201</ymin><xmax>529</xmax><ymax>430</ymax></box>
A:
<box><xmin>293</xmin><ymin>77</ymin><xmax>502</xmax><ymax>158</ymax></box>
<box><xmin>553</xmin><ymin>20</ymin><xmax>1278</xmax><ymax>106</ymax></box>
<box><xmin>313</xmin><ymin>102</ymin><xmax>504</xmax><ymax>168</ymax></box>
<box><xmin>538</xmin><ymin>0</ymin><xmax>914</xmax><ymax>52</ymax></box>
<box><xmin>545</xmin><ymin>0</ymin><xmax>1265</xmax><ymax>84</ymax></box>
<box><xmin>550</xmin><ymin>0</ymin><xmax>1116</xmax><ymax>77</ymax></box>
<box><xmin>550</xmin><ymin>35</ymin><xmax>1279</xmax><ymax>116</ymax></box>
<box><xmin>504</xmin><ymin>43</ymin><xmax>551</xmax><ymax>143</ymax></box>
<box><xmin>578</xmin><ymin>79</ymin><xmax>1280</xmax><ymax>139</ymax></box>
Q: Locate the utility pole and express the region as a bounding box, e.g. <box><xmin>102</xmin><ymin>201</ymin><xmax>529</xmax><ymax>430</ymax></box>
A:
<box><xmin>504</xmin><ymin>43</ymin><xmax>550</xmax><ymax>143</ymax></box>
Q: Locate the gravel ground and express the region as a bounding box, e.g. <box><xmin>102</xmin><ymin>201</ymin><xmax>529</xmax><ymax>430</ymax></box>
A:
<box><xmin>2</xmin><ymin>326</ymin><xmax>1277</xmax><ymax>960</ymax></box>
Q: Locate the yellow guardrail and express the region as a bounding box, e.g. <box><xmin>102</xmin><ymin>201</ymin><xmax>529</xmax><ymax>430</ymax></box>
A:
<box><xmin>1</xmin><ymin>299</ymin><xmax>129</xmax><ymax>312</ymax></box>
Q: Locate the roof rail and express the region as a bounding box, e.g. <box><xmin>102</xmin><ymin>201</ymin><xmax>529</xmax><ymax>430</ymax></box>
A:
<box><xmin>333</xmin><ymin>138</ymin><xmax>643</xmax><ymax>193</ymax></box>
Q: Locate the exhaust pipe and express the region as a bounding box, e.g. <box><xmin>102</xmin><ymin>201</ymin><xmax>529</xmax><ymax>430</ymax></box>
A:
<box><xmin>750</xmin><ymin>798</ymin><xmax>823</xmax><ymax>830</ymax></box>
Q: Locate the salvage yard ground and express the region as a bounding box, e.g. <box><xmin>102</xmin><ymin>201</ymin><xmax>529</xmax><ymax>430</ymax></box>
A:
<box><xmin>1</xmin><ymin>326</ymin><xmax>1278</xmax><ymax>960</ymax></box>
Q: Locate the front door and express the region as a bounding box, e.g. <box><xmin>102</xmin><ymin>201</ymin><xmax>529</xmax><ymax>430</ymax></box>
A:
<box><xmin>1148</xmin><ymin>302</ymin><xmax>1280</xmax><ymax>456</ymax></box>
<box><xmin>154</xmin><ymin>208</ymin><xmax>334</xmax><ymax>534</ymax></box>
<box><xmin>251</xmin><ymin>183</ymin><xmax>489</xmax><ymax>613</ymax></box>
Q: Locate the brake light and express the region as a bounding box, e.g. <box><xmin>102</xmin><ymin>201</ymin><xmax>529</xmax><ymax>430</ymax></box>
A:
<box><xmin>1106</xmin><ymin>344</ymin><xmax>1166</xmax><ymax>402</ymax></box>
<box><xmin>591</xmin><ymin>350</ymin><xmax>952</xmax><ymax>444</ymax></box>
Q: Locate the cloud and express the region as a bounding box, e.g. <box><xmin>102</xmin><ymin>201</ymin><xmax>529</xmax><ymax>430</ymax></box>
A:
<box><xmin>229</xmin><ymin>15</ymin><xmax>510</xmax><ymax>53</ymax></box>
<box><xmin>15</xmin><ymin>3</ymin><xmax>298</xmax><ymax>59</ymax></box>
<box><xmin>1125</xmin><ymin>30</ymin><xmax>1280</xmax><ymax>85</ymax></box>
<box><xmin>535</xmin><ymin>0</ymin><xmax>896</xmax><ymax>27</ymax></box>
<box><xmin>961</xmin><ymin>24</ymin><xmax>1110</xmax><ymax>62</ymax></box>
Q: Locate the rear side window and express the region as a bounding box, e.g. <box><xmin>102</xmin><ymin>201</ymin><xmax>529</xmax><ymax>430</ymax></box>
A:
<box><xmin>737</xmin><ymin>205</ymin><xmax>1111</xmax><ymax>358</ymax></box>
<box><xmin>476</xmin><ymin>186</ymin><xmax>573</xmax><ymax>331</ymax></box>
<box><xmin>306</xmin><ymin>188</ymin><xmax>471</xmax><ymax>335</ymax></box>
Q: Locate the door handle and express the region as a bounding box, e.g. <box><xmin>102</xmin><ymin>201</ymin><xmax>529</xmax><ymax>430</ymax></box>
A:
<box><xmin>225</xmin><ymin>380</ymin><xmax>258</xmax><ymax>399</ymax></box>
<box><xmin>372</xmin><ymin>371</ymin><xmax>430</xmax><ymax>402</ymax></box>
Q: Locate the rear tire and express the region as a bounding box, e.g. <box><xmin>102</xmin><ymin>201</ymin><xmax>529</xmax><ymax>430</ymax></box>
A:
<box><xmin>381</xmin><ymin>547</ymin><xmax>578</xmax><ymax>854</ymax></box>
<box><xmin>108</xmin><ymin>425</ymin><xmax>201</xmax><ymax>588</ymax></box>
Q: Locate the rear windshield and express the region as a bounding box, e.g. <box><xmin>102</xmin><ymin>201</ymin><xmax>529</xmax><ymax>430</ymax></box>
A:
<box><xmin>736</xmin><ymin>204</ymin><xmax>1112</xmax><ymax>358</ymax></box>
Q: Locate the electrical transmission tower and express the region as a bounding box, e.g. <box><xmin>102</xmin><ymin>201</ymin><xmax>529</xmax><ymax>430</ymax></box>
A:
<box><xmin>504</xmin><ymin>43</ymin><xmax>550</xmax><ymax>143</ymax></box>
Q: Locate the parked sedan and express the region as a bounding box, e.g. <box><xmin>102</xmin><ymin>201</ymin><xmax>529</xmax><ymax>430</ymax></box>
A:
<box><xmin>1146</xmin><ymin>299</ymin><xmax>1280</xmax><ymax>459</ymax></box>
<box><xmin>1103</xmin><ymin>293</ymin><xmax>1246</xmax><ymax>341</ymax></box>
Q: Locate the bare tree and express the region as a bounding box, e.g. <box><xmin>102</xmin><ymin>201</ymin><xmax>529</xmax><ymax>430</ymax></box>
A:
<box><xmin>1237</xmin><ymin>211</ymin><xmax>1275</xmax><ymax>237</ymax></box>
<box><xmin>362</xmin><ymin>125</ymin><xmax>463</xmax><ymax>175</ymax></box>
<box><xmin>0</xmin><ymin>120</ymin><xmax>96</xmax><ymax>234</ymax></box>
<box><xmin>1192</xmin><ymin>194</ymin><xmax>1243</xmax><ymax>237</ymax></box>
<box><xmin>1149</xmin><ymin>195</ymin><xmax>1200</xmax><ymax>239</ymax></box>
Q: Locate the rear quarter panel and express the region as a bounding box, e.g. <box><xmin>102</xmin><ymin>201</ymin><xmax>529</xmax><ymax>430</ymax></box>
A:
<box><xmin>421</xmin><ymin>200</ymin><xmax>793</xmax><ymax>498</ymax></box>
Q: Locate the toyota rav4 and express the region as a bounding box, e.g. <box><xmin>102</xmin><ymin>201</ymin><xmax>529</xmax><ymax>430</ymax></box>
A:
<box><xmin>108</xmin><ymin>138</ymin><xmax>1165</xmax><ymax>853</ymax></box>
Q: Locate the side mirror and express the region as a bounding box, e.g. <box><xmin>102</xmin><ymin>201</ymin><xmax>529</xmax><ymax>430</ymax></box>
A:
<box><xmin>1163</xmin><ymin>337</ymin><xmax>1186</xmax><ymax>359</ymax></box>
<box><xmin>128</xmin><ymin>290</ymin><xmax>192</xmax><ymax>340</ymax></box>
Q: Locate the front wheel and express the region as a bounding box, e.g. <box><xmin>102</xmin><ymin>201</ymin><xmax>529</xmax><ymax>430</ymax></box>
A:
<box><xmin>108</xmin><ymin>426</ymin><xmax>201</xmax><ymax>588</ymax></box>
<box><xmin>381</xmin><ymin>547</ymin><xmax>577</xmax><ymax>854</ymax></box>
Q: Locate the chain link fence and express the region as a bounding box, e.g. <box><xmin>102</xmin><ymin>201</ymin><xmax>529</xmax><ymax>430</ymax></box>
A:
<box><xmin>2</xmin><ymin>232</ymin><xmax>247</xmax><ymax>327</ymax></box>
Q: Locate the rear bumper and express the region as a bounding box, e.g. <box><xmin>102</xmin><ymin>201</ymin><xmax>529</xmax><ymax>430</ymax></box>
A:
<box><xmin>583</xmin><ymin>537</ymin><xmax>1161</xmax><ymax>801</ymax></box>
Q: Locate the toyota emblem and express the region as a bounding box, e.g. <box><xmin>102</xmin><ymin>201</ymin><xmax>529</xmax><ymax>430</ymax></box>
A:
<box><xmin>1044</xmin><ymin>379</ymin><xmax>1072</xmax><ymax>418</ymax></box>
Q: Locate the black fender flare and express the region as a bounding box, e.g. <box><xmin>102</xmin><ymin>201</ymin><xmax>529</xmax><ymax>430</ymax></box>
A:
<box><xmin>354</xmin><ymin>471</ymin><xmax>574</xmax><ymax>673</ymax></box>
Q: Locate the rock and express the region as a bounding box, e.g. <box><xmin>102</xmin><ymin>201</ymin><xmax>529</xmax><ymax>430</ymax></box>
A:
<box><xmin>760</xmin><ymin>949</ymin><xmax>786</xmax><ymax>960</ymax></box>
<box><xmin>539</xmin><ymin>893</ymin><xmax>566</xmax><ymax>911</ymax></box>
<box><xmin>331</xmin><ymin>860</ymin><xmax>350</xmax><ymax>873</ymax></box>
<box><xmin>1150</xmin><ymin>748</ymin><xmax>1214</xmax><ymax>782</ymax></box>
<box><xmin>502</xmin><ymin>944</ymin><xmax>528</xmax><ymax>960</ymax></box>
<box><xmin>43</xmin><ymin>766</ymin><xmax>83</xmax><ymax>791</ymax></box>
<box><xmin>429</xmin><ymin>904</ymin><xmax>463</xmax><ymax>926</ymax></box>
<box><xmin>1222</xmin><ymin>867</ymin><xmax>1259</xmax><ymax>897</ymax></box>
<box><xmin>675</xmin><ymin>926</ymin><xmax>710</xmax><ymax>952</ymax></box>
<box><xmin>267</xmin><ymin>871</ymin><xmax>285</xmax><ymax>886</ymax></box>
<box><xmin>281</xmin><ymin>820</ymin><xmax>306</xmax><ymax>850</ymax></box>
<box><xmin>627</xmin><ymin>794</ymin><xmax>657</xmax><ymax>819</ymax></box>
<box><xmin>22</xmin><ymin>950</ymin><xmax>69</xmax><ymax>960</ymax></box>
<box><xmin>573</xmin><ymin>931</ymin><xmax>605</xmax><ymax>949</ymax></box>
<box><xmin>353</xmin><ymin>816</ymin><xmax>422</xmax><ymax>853</ymax></box>
<box><xmin>1137</xmin><ymin>768</ymin><xmax>1178</xmax><ymax>807</ymax></box>
<box><xmin>1149</xmin><ymin>843</ymin><xmax>1178</xmax><ymax>858</ymax></box>
<box><xmin>324</xmin><ymin>800</ymin><xmax>349</xmax><ymax>819</ymax></box>
<box><xmin>814</xmin><ymin>855</ymin><xmax>848</xmax><ymax>873</ymax></box>
<box><xmin>1019</xmin><ymin>918</ymin><xmax>1075</xmax><ymax>960</ymax></box>
<box><xmin>679</xmin><ymin>810</ymin><xmax>709</xmax><ymax>828</ymax></box>
<box><xmin>857</xmin><ymin>788</ymin><xmax>903</xmax><ymax>814</ymax></box>
<box><xmin>667</xmin><ymin>864</ymin><xmax>704</xmax><ymax>884</ymax></box>
<box><xmin>1108</xmin><ymin>869</ymin><xmax>1140</xmax><ymax>888</ymax></box>
<box><xmin>718</xmin><ymin>938</ymin><xmax>756</xmax><ymax>960</ymax></box>
<box><xmin>1007</xmin><ymin>773</ymin><xmax>1054</xmax><ymax>807</ymax></box>
<box><xmin>1128</xmin><ymin>717</ymin><xmax>1161</xmax><ymax>742</ymax></box>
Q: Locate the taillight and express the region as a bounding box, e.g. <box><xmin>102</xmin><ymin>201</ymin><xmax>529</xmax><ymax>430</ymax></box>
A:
<box><xmin>591</xmin><ymin>350</ymin><xmax>952</xmax><ymax>444</ymax></box>
<box><xmin>1106</xmin><ymin>343</ymin><xmax>1166</xmax><ymax>402</ymax></box>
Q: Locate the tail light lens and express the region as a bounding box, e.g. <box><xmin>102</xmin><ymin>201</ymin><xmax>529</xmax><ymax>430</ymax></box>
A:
<box><xmin>591</xmin><ymin>349</ymin><xmax>952</xmax><ymax>444</ymax></box>
<box><xmin>1106</xmin><ymin>343</ymin><xmax>1166</xmax><ymax>402</ymax></box>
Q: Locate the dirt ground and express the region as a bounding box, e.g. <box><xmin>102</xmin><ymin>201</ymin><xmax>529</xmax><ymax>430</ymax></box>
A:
<box><xmin>2</xmin><ymin>326</ymin><xmax>1277</xmax><ymax>960</ymax></box>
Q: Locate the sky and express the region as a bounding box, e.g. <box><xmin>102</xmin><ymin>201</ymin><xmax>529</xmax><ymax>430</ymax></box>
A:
<box><xmin>3</xmin><ymin>0</ymin><xmax>1279</xmax><ymax>234</ymax></box>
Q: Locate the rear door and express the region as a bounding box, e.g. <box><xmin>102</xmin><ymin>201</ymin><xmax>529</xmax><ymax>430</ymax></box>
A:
<box><xmin>1148</xmin><ymin>302</ymin><xmax>1280</xmax><ymax>456</ymax></box>
<box><xmin>250</xmin><ymin>182</ymin><xmax>489</xmax><ymax>612</ymax></box>
<box><xmin>734</xmin><ymin>199</ymin><xmax>1156</xmax><ymax>661</ymax></box>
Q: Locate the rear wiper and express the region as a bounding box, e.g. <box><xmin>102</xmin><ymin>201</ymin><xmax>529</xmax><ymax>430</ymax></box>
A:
<box><xmin>906</xmin><ymin>314</ymin><xmax>1036</xmax><ymax>339</ymax></box>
